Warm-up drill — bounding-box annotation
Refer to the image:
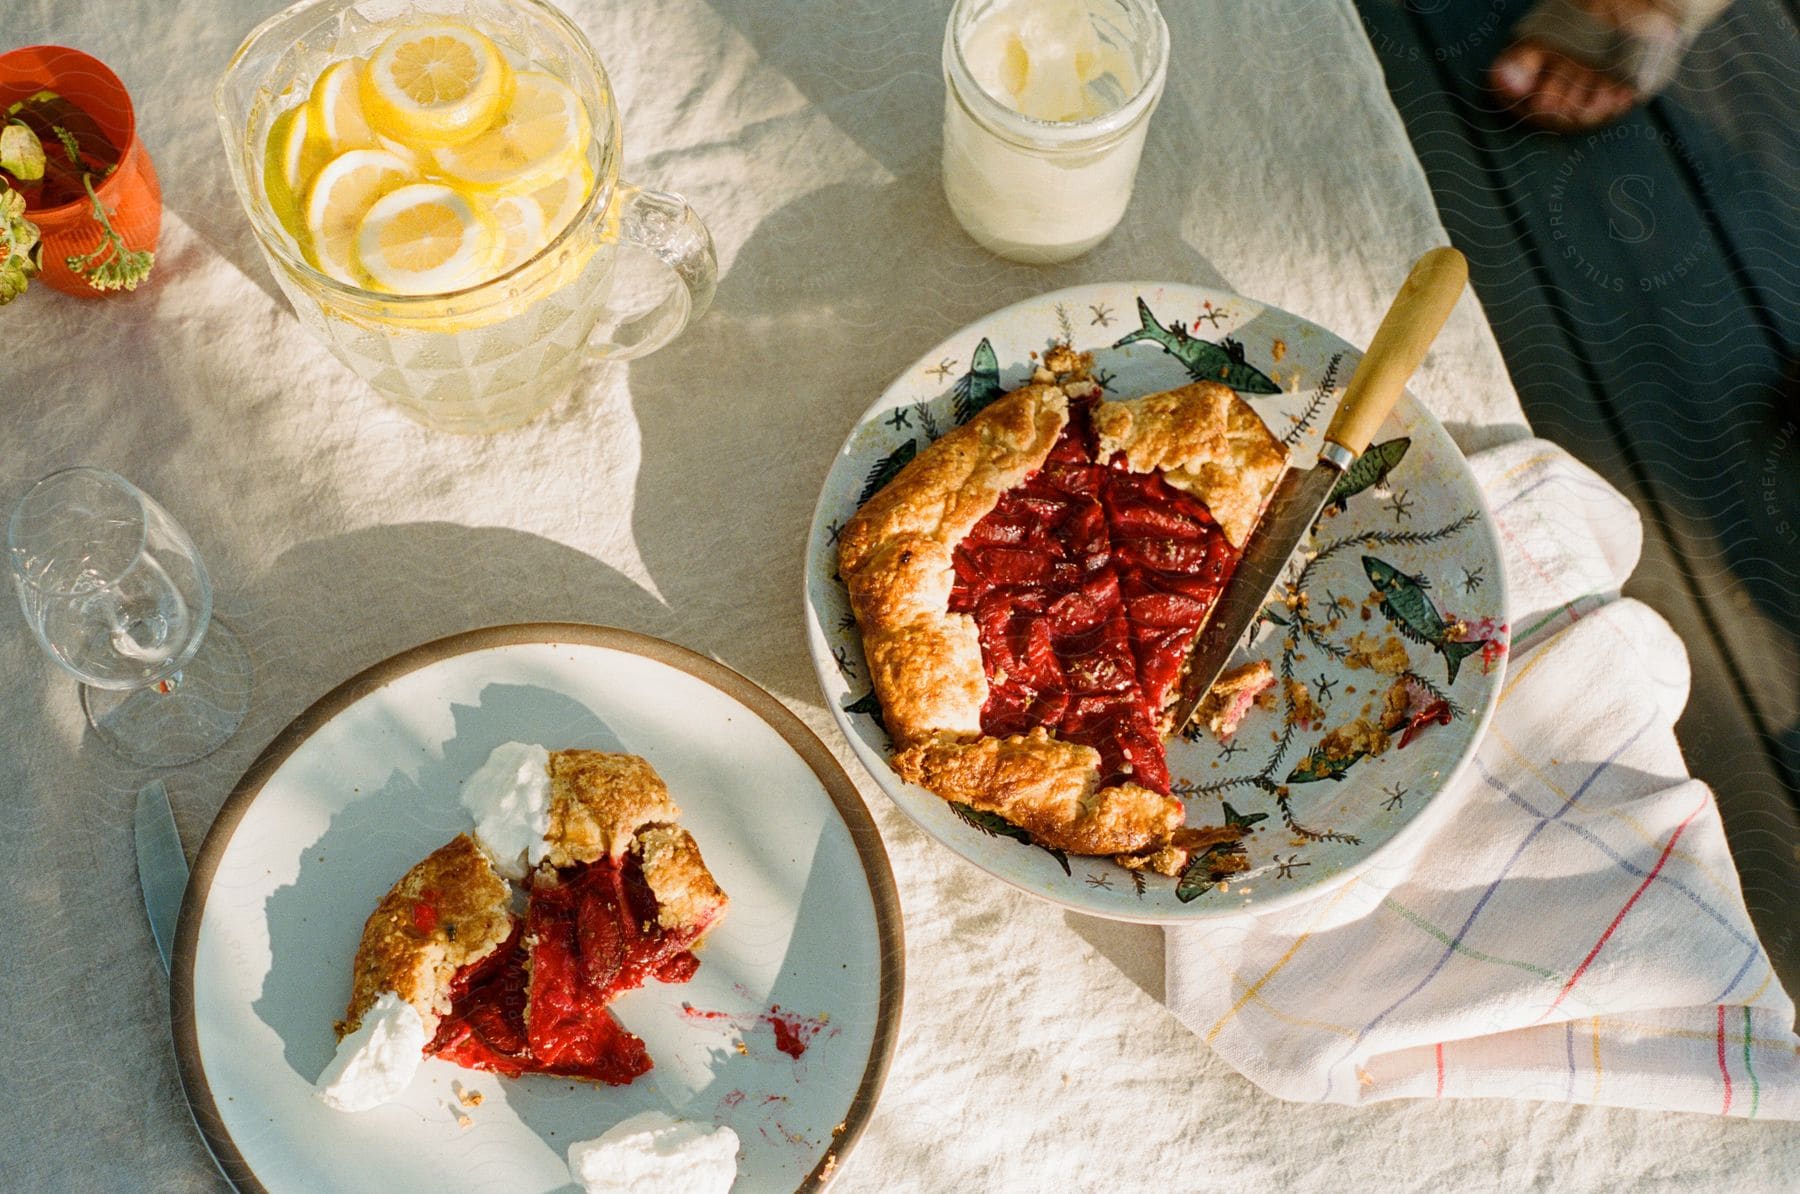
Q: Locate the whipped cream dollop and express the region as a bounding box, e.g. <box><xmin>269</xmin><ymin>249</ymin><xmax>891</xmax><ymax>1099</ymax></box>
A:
<box><xmin>566</xmin><ymin>1111</ymin><xmax>740</xmax><ymax>1194</ymax></box>
<box><xmin>459</xmin><ymin>741</ymin><xmax>553</xmax><ymax>879</ymax></box>
<box><xmin>315</xmin><ymin>991</ymin><xmax>426</xmax><ymax>1112</ymax></box>
<box><xmin>963</xmin><ymin>0</ymin><xmax>1137</xmax><ymax>122</ymax></box>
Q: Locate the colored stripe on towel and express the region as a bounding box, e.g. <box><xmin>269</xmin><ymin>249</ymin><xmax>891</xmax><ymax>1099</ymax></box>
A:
<box><xmin>1316</xmin><ymin>733</ymin><xmax>1649</xmax><ymax>1102</ymax></box>
<box><xmin>1743</xmin><ymin>1007</ymin><xmax>1761</xmax><ymax>1119</ymax></box>
<box><xmin>1717</xmin><ymin>1005</ymin><xmax>1735</xmax><ymax>1116</ymax></box>
<box><xmin>1204</xmin><ymin>879</ymin><xmax>1361</xmax><ymax>1045</ymax></box>
<box><xmin>1536</xmin><ymin>787</ymin><xmax>1712</xmax><ymax>1023</ymax></box>
<box><xmin>1381</xmin><ymin>897</ymin><xmax>1560</xmax><ymax>981</ymax></box>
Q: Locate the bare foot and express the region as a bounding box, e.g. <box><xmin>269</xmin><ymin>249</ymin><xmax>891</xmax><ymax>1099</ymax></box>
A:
<box><xmin>1489</xmin><ymin>0</ymin><xmax>1679</xmax><ymax>131</ymax></box>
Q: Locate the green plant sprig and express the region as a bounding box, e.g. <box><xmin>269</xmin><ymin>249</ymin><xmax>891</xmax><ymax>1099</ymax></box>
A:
<box><xmin>65</xmin><ymin>168</ymin><xmax>153</xmax><ymax>292</ymax></box>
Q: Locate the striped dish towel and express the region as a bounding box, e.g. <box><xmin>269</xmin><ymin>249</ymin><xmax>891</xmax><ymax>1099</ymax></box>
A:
<box><xmin>1164</xmin><ymin>439</ymin><xmax>1798</xmax><ymax>1118</ymax></box>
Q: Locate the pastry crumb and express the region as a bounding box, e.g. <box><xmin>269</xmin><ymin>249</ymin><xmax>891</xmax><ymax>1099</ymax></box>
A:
<box><xmin>1117</xmin><ymin>825</ymin><xmax>1254</xmax><ymax>876</ymax></box>
<box><xmin>1194</xmin><ymin>659</ymin><xmax>1275</xmax><ymax>739</ymax></box>
<box><xmin>1285</xmin><ymin>678</ymin><xmax>1324</xmax><ymax>729</ymax></box>
<box><xmin>1344</xmin><ymin>632</ymin><xmax>1410</xmax><ymax>674</ymax></box>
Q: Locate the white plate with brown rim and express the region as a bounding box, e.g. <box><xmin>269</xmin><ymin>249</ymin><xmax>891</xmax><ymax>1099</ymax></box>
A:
<box><xmin>173</xmin><ymin>624</ymin><xmax>903</xmax><ymax>1192</ymax></box>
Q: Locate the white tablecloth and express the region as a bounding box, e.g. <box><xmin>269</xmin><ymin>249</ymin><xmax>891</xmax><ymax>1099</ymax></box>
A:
<box><xmin>2</xmin><ymin>0</ymin><xmax>1794</xmax><ymax>1189</ymax></box>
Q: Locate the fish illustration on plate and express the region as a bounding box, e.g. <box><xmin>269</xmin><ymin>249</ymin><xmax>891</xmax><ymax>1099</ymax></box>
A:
<box><xmin>858</xmin><ymin>439</ymin><xmax>919</xmax><ymax>506</ymax></box>
<box><xmin>950</xmin><ymin>801</ymin><xmax>1071</xmax><ymax>875</ymax></box>
<box><xmin>952</xmin><ymin>338</ymin><xmax>1005</xmax><ymax>423</ymax></box>
<box><xmin>1174</xmin><ymin>802</ymin><xmax>1270</xmax><ymax>901</ymax></box>
<box><xmin>1326</xmin><ymin>436</ymin><xmax>1411</xmax><ymax>512</ymax></box>
<box><xmin>1111</xmin><ymin>299</ymin><xmax>1281</xmax><ymax>394</ymax></box>
<box><xmin>843</xmin><ymin>689</ymin><xmax>884</xmax><ymax>729</ymax></box>
<box><xmin>1362</xmin><ymin>555</ymin><xmax>1490</xmax><ymax>684</ymax></box>
<box><xmin>1287</xmin><ymin>745</ymin><xmax>1368</xmax><ymax>784</ymax></box>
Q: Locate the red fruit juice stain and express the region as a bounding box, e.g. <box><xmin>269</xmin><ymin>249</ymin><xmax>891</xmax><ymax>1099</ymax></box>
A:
<box><xmin>766</xmin><ymin>1005</ymin><xmax>822</xmax><ymax>1059</ymax></box>
<box><xmin>682</xmin><ymin>1006</ymin><xmax>734</xmax><ymax>1024</ymax></box>
<box><xmin>681</xmin><ymin>1002</ymin><xmax>831</xmax><ymax>1059</ymax></box>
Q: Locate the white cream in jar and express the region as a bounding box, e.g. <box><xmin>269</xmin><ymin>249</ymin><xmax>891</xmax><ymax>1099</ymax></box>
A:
<box><xmin>942</xmin><ymin>0</ymin><xmax>1169</xmax><ymax>263</ymax></box>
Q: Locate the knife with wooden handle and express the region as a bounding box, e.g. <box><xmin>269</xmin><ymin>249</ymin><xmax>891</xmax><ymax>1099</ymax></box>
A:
<box><xmin>1168</xmin><ymin>247</ymin><xmax>1469</xmax><ymax>734</ymax></box>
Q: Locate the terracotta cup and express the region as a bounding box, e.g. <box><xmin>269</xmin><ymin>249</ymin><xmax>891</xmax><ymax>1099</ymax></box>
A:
<box><xmin>0</xmin><ymin>46</ymin><xmax>161</xmax><ymax>298</ymax></box>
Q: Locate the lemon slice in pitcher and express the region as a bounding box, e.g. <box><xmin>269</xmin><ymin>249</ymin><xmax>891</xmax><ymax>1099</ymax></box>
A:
<box><xmin>530</xmin><ymin>156</ymin><xmax>596</xmax><ymax>243</ymax></box>
<box><xmin>263</xmin><ymin>103</ymin><xmax>324</xmax><ymax>243</ymax></box>
<box><xmin>304</xmin><ymin>147</ymin><xmax>415</xmax><ymax>284</ymax></box>
<box><xmin>492</xmin><ymin>192</ymin><xmax>547</xmax><ymax>274</ymax></box>
<box><xmin>361</xmin><ymin>23</ymin><xmax>513</xmax><ymax>148</ymax></box>
<box><xmin>308</xmin><ymin>58</ymin><xmax>378</xmax><ymax>151</ymax></box>
<box><xmin>430</xmin><ymin>71</ymin><xmax>588</xmax><ymax>195</ymax></box>
<box><xmin>356</xmin><ymin>182</ymin><xmax>502</xmax><ymax>294</ymax></box>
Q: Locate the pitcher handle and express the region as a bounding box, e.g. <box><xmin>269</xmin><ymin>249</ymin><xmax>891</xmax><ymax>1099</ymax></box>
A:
<box><xmin>586</xmin><ymin>181</ymin><xmax>717</xmax><ymax>361</ymax></box>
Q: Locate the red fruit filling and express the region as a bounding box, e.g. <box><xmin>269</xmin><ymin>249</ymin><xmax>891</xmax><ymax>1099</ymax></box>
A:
<box><xmin>426</xmin><ymin>852</ymin><xmax>709</xmax><ymax>1086</ymax></box>
<box><xmin>949</xmin><ymin>399</ymin><xmax>1241</xmax><ymax>794</ymax></box>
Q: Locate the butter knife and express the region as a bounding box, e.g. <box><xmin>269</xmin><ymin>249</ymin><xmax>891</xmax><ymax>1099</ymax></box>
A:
<box><xmin>1169</xmin><ymin>247</ymin><xmax>1469</xmax><ymax>732</ymax></box>
<box><xmin>134</xmin><ymin>778</ymin><xmax>189</xmax><ymax>976</ymax></box>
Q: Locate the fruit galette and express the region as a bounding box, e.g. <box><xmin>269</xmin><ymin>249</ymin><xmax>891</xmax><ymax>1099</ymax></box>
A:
<box><xmin>838</xmin><ymin>347</ymin><xmax>1286</xmax><ymax>873</ymax></box>
<box><xmin>318</xmin><ymin>748</ymin><xmax>727</xmax><ymax>1109</ymax></box>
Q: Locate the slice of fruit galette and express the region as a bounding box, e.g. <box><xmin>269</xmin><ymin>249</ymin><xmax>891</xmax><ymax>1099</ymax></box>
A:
<box><xmin>838</xmin><ymin>347</ymin><xmax>1286</xmax><ymax>873</ymax></box>
<box><xmin>318</xmin><ymin>748</ymin><xmax>727</xmax><ymax>1111</ymax></box>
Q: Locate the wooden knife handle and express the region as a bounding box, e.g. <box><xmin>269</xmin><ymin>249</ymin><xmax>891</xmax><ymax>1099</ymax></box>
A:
<box><xmin>1322</xmin><ymin>246</ymin><xmax>1468</xmax><ymax>460</ymax></box>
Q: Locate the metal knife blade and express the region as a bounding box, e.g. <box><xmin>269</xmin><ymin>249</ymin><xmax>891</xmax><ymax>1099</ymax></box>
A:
<box><xmin>1167</xmin><ymin>463</ymin><xmax>1344</xmax><ymax>733</ymax></box>
<box><xmin>134</xmin><ymin>778</ymin><xmax>189</xmax><ymax>976</ymax></box>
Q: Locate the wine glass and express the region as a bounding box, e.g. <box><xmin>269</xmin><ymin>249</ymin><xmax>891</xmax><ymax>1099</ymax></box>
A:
<box><xmin>8</xmin><ymin>467</ymin><xmax>252</xmax><ymax>766</ymax></box>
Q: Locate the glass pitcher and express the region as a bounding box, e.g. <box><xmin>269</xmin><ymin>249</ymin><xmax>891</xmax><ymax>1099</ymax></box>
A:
<box><xmin>215</xmin><ymin>0</ymin><xmax>716</xmax><ymax>433</ymax></box>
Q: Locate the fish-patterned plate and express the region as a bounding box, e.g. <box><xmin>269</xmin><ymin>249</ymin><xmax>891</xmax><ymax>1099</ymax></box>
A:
<box><xmin>804</xmin><ymin>282</ymin><xmax>1510</xmax><ymax>923</ymax></box>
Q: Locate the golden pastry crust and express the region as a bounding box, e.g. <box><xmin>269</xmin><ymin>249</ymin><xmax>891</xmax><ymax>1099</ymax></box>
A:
<box><xmin>839</xmin><ymin>383</ymin><xmax>1071</xmax><ymax>748</ymax></box>
<box><xmin>839</xmin><ymin>372</ymin><xmax>1285</xmax><ymax>861</ymax></box>
<box><xmin>337</xmin><ymin>751</ymin><xmax>729</xmax><ymax>1079</ymax></box>
<box><xmin>1090</xmin><ymin>380</ymin><xmax>1287</xmax><ymax>549</ymax></box>
<box><xmin>543</xmin><ymin>750</ymin><xmax>681</xmax><ymax>868</ymax></box>
<box><xmin>339</xmin><ymin>833</ymin><xmax>513</xmax><ymax>1038</ymax></box>
<box><xmin>895</xmin><ymin>728</ymin><xmax>1183</xmax><ymax>856</ymax></box>
<box><xmin>634</xmin><ymin>824</ymin><xmax>729</xmax><ymax>932</ymax></box>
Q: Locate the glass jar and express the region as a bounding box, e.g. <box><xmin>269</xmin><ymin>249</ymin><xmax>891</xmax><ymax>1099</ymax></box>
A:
<box><xmin>941</xmin><ymin>0</ymin><xmax>1169</xmax><ymax>264</ymax></box>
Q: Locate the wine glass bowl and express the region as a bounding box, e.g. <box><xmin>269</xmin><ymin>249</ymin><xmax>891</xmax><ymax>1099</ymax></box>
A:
<box><xmin>8</xmin><ymin>467</ymin><xmax>251</xmax><ymax>766</ymax></box>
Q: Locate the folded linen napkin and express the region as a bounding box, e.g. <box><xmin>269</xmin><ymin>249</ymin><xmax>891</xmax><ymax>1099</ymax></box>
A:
<box><xmin>1165</xmin><ymin>439</ymin><xmax>1799</xmax><ymax>1118</ymax></box>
